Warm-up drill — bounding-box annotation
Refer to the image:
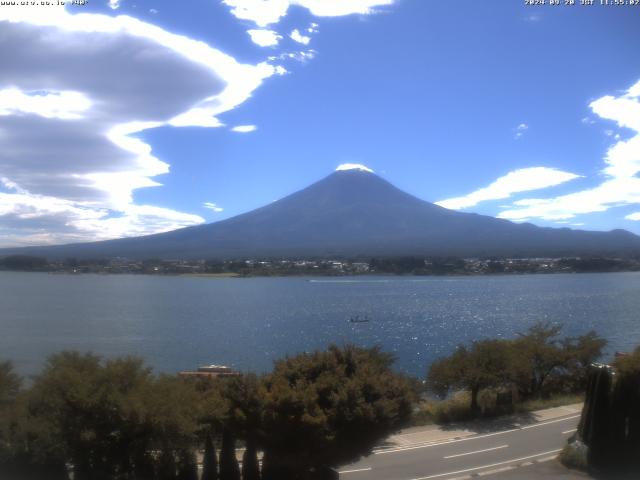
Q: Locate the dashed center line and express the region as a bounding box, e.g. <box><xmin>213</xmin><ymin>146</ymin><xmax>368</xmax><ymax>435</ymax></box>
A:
<box><xmin>443</xmin><ymin>444</ymin><xmax>508</xmax><ymax>459</ymax></box>
<box><xmin>409</xmin><ymin>449</ymin><xmax>563</xmax><ymax>480</ymax></box>
<box><xmin>338</xmin><ymin>467</ymin><xmax>372</xmax><ymax>474</ymax></box>
<box><xmin>375</xmin><ymin>414</ymin><xmax>580</xmax><ymax>455</ymax></box>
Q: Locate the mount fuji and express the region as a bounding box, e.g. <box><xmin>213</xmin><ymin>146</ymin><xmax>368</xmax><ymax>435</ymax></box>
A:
<box><xmin>3</xmin><ymin>166</ymin><xmax>640</xmax><ymax>259</ymax></box>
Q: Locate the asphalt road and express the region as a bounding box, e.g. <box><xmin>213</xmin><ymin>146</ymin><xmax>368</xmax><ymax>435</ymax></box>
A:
<box><xmin>338</xmin><ymin>413</ymin><xmax>581</xmax><ymax>480</ymax></box>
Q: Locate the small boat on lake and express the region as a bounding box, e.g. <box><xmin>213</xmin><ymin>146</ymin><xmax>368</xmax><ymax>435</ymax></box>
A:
<box><xmin>349</xmin><ymin>315</ymin><xmax>370</xmax><ymax>323</ymax></box>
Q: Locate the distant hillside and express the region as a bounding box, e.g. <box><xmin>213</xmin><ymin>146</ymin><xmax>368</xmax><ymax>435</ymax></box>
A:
<box><xmin>2</xmin><ymin>169</ymin><xmax>640</xmax><ymax>260</ymax></box>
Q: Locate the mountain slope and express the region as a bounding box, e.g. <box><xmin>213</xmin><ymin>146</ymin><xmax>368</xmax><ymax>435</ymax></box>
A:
<box><xmin>3</xmin><ymin>169</ymin><xmax>640</xmax><ymax>259</ymax></box>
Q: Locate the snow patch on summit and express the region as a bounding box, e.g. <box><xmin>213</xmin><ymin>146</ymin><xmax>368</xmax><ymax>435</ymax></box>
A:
<box><xmin>335</xmin><ymin>163</ymin><xmax>374</xmax><ymax>173</ymax></box>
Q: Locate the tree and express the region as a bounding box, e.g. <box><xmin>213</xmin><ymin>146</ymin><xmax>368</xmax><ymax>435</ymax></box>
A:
<box><xmin>197</xmin><ymin>378</ymin><xmax>228</xmax><ymax>480</ymax></box>
<box><xmin>219</xmin><ymin>428</ymin><xmax>241</xmax><ymax>480</ymax></box>
<box><xmin>241</xmin><ymin>442</ymin><xmax>260</xmax><ymax>480</ymax></box>
<box><xmin>22</xmin><ymin>352</ymin><xmax>201</xmax><ymax>479</ymax></box>
<box><xmin>561</xmin><ymin>331</ymin><xmax>607</xmax><ymax>391</ymax></box>
<box><xmin>143</xmin><ymin>375</ymin><xmax>202</xmax><ymax>478</ymax></box>
<box><xmin>202</xmin><ymin>433</ymin><xmax>219</xmax><ymax>480</ymax></box>
<box><xmin>613</xmin><ymin>346</ymin><xmax>640</xmax><ymax>380</ymax></box>
<box><xmin>260</xmin><ymin>344</ymin><xmax>414</xmax><ymax>478</ymax></box>
<box><xmin>0</xmin><ymin>361</ymin><xmax>21</xmax><ymax>407</ymax></box>
<box><xmin>26</xmin><ymin>352</ymin><xmax>109</xmax><ymax>479</ymax></box>
<box><xmin>157</xmin><ymin>448</ymin><xmax>178</xmax><ymax>479</ymax></box>
<box><xmin>0</xmin><ymin>255</ymin><xmax>48</xmax><ymax>271</ymax></box>
<box><xmin>427</xmin><ymin>340</ymin><xmax>512</xmax><ymax>415</ymax></box>
<box><xmin>177</xmin><ymin>449</ymin><xmax>199</xmax><ymax>480</ymax></box>
<box><xmin>220</xmin><ymin>374</ymin><xmax>263</xmax><ymax>480</ymax></box>
<box><xmin>511</xmin><ymin>323</ymin><xmax>566</xmax><ymax>398</ymax></box>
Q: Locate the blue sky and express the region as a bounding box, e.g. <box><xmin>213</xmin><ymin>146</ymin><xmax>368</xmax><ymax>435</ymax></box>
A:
<box><xmin>0</xmin><ymin>0</ymin><xmax>639</xmax><ymax>246</ymax></box>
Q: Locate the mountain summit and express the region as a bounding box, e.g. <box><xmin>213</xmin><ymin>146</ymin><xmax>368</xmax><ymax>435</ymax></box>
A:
<box><xmin>3</xmin><ymin>169</ymin><xmax>640</xmax><ymax>259</ymax></box>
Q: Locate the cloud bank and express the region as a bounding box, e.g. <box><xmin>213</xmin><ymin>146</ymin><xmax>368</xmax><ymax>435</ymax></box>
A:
<box><xmin>222</xmin><ymin>0</ymin><xmax>394</xmax><ymax>27</ymax></box>
<box><xmin>438</xmin><ymin>79</ymin><xmax>640</xmax><ymax>226</ymax></box>
<box><xmin>498</xmin><ymin>79</ymin><xmax>640</xmax><ymax>222</ymax></box>
<box><xmin>437</xmin><ymin>168</ymin><xmax>580</xmax><ymax>211</ymax></box>
<box><xmin>0</xmin><ymin>5</ymin><xmax>277</xmax><ymax>246</ymax></box>
<box><xmin>224</xmin><ymin>0</ymin><xmax>388</xmax><ymax>64</ymax></box>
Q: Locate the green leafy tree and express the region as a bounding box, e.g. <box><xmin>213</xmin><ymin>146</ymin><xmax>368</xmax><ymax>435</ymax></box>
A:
<box><xmin>511</xmin><ymin>323</ymin><xmax>567</xmax><ymax>398</ymax></box>
<box><xmin>26</xmin><ymin>352</ymin><xmax>111</xmax><ymax>479</ymax></box>
<box><xmin>613</xmin><ymin>346</ymin><xmax>640</xmax><ymax>379</ymax></box>
<box><xmin>22</xmin><ymin>352</ymin><xmax>201</xmax><ymax>479</ymax></box>
<box><xmin>28</xmin><ymin>353</ymin><xmax>167</xmax><ymax>479</ymax></box>
<box><xmin>220</xmin><ymin>374</ymin><xmax>263</xmax><ymax>480</ymax></box>
<box><xmin>561</xmin><ymin>331</ymin><xmax>607</xmax><ymax>391</ymax></box>
<box><xmin>0</xmin><ymin>361</ymin><xmax>21</xmax><ymax>406</ymax></box>
<box><xmin>261</xmin><ymin>344</ymin><xmax>414</xmax><ymax>478</ymax></box>
<box><xmin>197</xmin><ymin>378</ymin><xmax>228</xmax><ymax>480</ymax></box>
<box><xmin>427</xmin><ymin>340</ymin><xmax>512</xmax><ymax>415</ymax></box>
<box><xmin>143</xmin><ymin>374</ymin><xmax>202</xmax><ymax>478</ymax></box>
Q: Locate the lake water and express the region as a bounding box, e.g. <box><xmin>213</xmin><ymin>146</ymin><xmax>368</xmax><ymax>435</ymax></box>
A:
<box><xmin>1</xmin><ymin>271</ymin><xmax>639</xmax><ymax>378</ymax></box>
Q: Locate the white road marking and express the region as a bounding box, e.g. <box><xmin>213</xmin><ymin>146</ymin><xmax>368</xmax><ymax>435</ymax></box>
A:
<box><xmin>520</xmin><ymin>415</ymin><xmax>580</xmax><ymax>429</ymax></box>
<box><xmin>375</xmin><ymin>415</ymin><xmax>580</xmax><ymax>455</ymax></box>
<box><xmin>562</xmin><ymin>428</ymin><xmax>577</xmax><ymax>434</ymax></box>
<box><xmin>443</xmin><ymin>444</ymin><xmax>508</xmax><ymax>459</ymax></box>
<box><xmin>338</xmin><ymin>467</ymin><xmax>372</xmax><ymax>474</ymax></box>
<box><xmin>394</xmin><ymin>430</ymin><xmax>471</xmax><ymax>439</ymax></box>
<box><xmin>409</xmin><ymin>449</ymin><xmax>562</xmax><ymax>480</ymax></box>
<box><xmin>477</xmin><ymin>466</ymin><xmax>513</xmax><ymax>476</ymax></box>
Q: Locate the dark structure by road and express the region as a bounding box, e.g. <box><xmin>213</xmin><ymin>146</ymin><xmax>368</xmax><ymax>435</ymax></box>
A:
<box><xmin>574</xmin><ymin>363</ymin><xmax>640</xmax><ymax>477</ymax></box>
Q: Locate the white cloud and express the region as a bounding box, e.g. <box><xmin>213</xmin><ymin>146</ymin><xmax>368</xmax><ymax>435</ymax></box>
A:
<box><xmin>0</xmin><ymin>88</ymin><xmax>92</xmax><ymax>120</ymax></box>
<box><xmin>0</xmin><ymin>5</ymin><xmax>277</xmax><ymax>246</ymax></box>
<box><xmin>247</xmin><ymin>28</ymin><xmax>282</xmax><ymax>47</ymax></box>
<box><xmin>222</xmin><ymin>0</ymin><xmax>394</xmax><ymax>27</ymax></box>
<box><xmin>108</xmin><ymin>0</ymin><xmax>121</xmax><ymax>9</ymax></box>
<box><xmin>268</xmin><ymin>49</ymin><xmax>317</xmax><ymax>64</ymax></box>
<box><xmin>69</xmin><ymin>205</ymin><xmax>205</xmax><ymax>239</ymax></box>
<box><xmin>231</xmin><ymin>125</ymin><xmax>257</xmax><ymax>133</ymax></box>
<box><xmin>203</xmin><ymin>202</ymin><xmax>224</xmax><ymax>212</ymax></box>
<box><xmin>273</xmin><ymin>65</ymin><xmax>288</xmax><ymax>75</ymax></box>
<box><xmin>499</xmin><ymin>178</ymin><xmax>640</xmax><ymax>221</ymax></box>
<box><xmin>290</xmin><ymin>28</ymin><xmax>311</xmax><ymax>45</ymax></box>
<box><xmin>497</xmin><ymin>79</ymin><xmax>640</xmax><ymax>222</ymax></box>
<box><xmin>437</xmin><ymin>167</ymin><xmax>580</xmax><ymax>211</ymax></box>
<box><xmin>0</xmin><ymin>179</ymin><xmax>206</xmax><ymax>247</ymax></box>
<box><xmin>289</xmin><ymin>50</ymin><xmax>317</xmax><ymax>62</ymax></box>
<box><xmin>335</xmin><ymin>163</ymin><xmax>374</xmax><ymax>173</ymax></box>
<box><xmin>626</xmin><ymin>212</ymin><xmax>640</xmax><ymax>221</ymax></box>
<box><xmin>308</xmin><ymin>22</ymin><xmax>319</xmax><ymax>33</ymax></box>
<box><xmin>514</xmin><ymin>122</ymin><xmax>528</xmax><ymax>139</ymax></box>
